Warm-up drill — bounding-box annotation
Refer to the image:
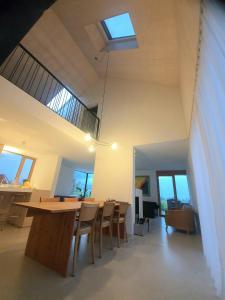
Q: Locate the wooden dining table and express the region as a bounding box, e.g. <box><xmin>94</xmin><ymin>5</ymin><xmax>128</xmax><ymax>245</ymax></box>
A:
<box><xmin>14</xmin><ymin>201</ymin><xmax>107</xmax><ymax>277</ymax></box>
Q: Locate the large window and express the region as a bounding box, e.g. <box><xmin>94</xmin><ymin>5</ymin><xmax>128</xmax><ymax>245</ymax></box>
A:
<box><xmin>71</xmin><ymin>171</ymin><xmax>93</xmax><ymax>197</ymax></box>
<box><xmin>157</xmin><ymin>171</ymin><xmax>190</xmax><ymax>215</ymax></box>
<box><xmin>101</xmin><ymin>12</ymin><xmax>136</xmax><ymax>40</ymax></box>
<box><xmin>0</xmin><ymin>150</ymin><xmax>35</xmax><ymax>184</ymax></box>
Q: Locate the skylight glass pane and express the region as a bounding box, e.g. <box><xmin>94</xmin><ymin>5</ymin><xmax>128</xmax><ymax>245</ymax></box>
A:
<box><xmin>103</xmin><ymin>13</ymin><xmax>135</xmax><ymax>39</ymax></box>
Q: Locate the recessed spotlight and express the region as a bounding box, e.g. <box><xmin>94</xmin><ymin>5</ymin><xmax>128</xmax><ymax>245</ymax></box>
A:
<box><xmin>88</xmin><ymin>145</ymin><xmax>95</xmax><ymax>153</ymax></box>
<box><xmin>111</xmin><ymin>142</ymin><xmax>118</xmax><ymax>150</ymax></box>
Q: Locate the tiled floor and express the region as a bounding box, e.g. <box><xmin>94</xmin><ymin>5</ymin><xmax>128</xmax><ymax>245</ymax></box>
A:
<box><xmin>0</xmin><ymin>218</ymin><xmax>217</xmax><ymax>300</ymax></box>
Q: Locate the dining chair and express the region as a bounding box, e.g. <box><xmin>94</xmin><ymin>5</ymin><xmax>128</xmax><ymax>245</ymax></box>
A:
<box><xmin>113</xmin><ymin>202</ymin><xmax>129</xmax><ymax>248</ymax></box>
<box><xmin>83</xmin><ymin>198</ymin><xmax>95</xmax><ymax>202</ymax></box>
<box><xmin>96</xmin><ymin>202</ymin><xmax>115</xmax><ymax>258</ymax></box>
<box><xmin>64</xmin><ymin>197</ymin><xmax>79</xmax><ymax>202</ymax></box>
<box><xmin>72</xmin><ymin>203</ymin><xmax>99</xmax><ymax>276</ymax></box>
<box><xmin>40</xmin><ymin>197</ymin><xmax>60</xmax><ymax>202</ymax></box>
<box><xmin>64</xmin><ymin>197</ymin><xmax>80</xmax><ymax>221</ymax></box>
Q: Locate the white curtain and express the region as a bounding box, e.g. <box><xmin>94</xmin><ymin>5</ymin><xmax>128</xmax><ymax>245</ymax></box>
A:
<box><xmin>190</xmin><ymin>0</ymin><xmax>225</xmax><ymax>296</ymax></box>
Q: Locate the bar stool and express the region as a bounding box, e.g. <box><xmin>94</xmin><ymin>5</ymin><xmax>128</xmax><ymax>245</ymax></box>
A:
<box><xmin>96</xmin><ymin>202</ymin><xmax>115</xmax><ymax>258</ymax></box>
<box><xmin>72</xmin><ymin>203</ymin><xmax>99</xmax><ymax>276</ymax></box>
<box><xmin>113</xmin><ymin>202</ymin><xmax>129</xmax><ymax>248</ymax></box>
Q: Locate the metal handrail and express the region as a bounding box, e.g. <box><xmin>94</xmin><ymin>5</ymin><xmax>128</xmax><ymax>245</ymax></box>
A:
<box><xmin>0</xmin><ymin>44</ymin><xmax>100</xmax><ymax>139</ymax></box>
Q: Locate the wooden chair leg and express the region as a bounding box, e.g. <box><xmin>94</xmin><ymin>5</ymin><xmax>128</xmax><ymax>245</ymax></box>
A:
<box><xmin>94</xmin><ymin>225</ymin><xmax>98</xmax><ymax>243</ymax></box>
<box><xmin>117</xmin><ymin>222</ymin><xmax>120</xmax><ymax>248</ymax></box>
<box><xmin>91</xmin><ymin>231</ymin><xmax>95</xmax><ymax>264</ymax></box>
<box><xmin>109</xmin><ymin>224</ymin><xmax>113</xmax><ymax>250</ymax></box>
<box><xmin>124</xmin><ymin>222</ymin><xmax>128</xmax><ymax>243</ymax></box>
<box><xmin>72</xmin><ymin>234</ymin><xmax>79</xmax><ymax>276</ymax></box>
<box><xmin>99</xmin><ymin>226</ymin><xmax>103</xmax><ymax>258</ymax></box>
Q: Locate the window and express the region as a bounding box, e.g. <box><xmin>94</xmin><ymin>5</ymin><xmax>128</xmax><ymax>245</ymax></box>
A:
<box><xmin>101</xmin><ymin>12</ymin><xmax>136</xmax><ymax>40</ymax></box>
<box><xmin>174</xmin><ymin>175</ymin><xmax>190</xmax><ymax>204</ymax></box>
<box><xmin>71</xmin><ymin>171</ymin><xmax>93</xmax><ymax>197</ymax></box>
<box><xmin>0</xmin><ymin>150</ymin><xmax>35</xmax><ymax>184</ymax></box>
<box><xmin>47</xmin><ymin>88</ymin><xmax>72</xmax><ymax>113</ymax></box>
<box><xmin>157</xmin><ymin>171</ymin><xmax>191</xmax><ymax>215</ymax></box>
<box><xmin>18</xmin><ymin>158</ymin><xmax>34</xmax><ymax>184</ymax></box>
<box><xmin>85</xmin><ymin>173</ymin><xmax>93</xmax><ymax>197</ymax></box>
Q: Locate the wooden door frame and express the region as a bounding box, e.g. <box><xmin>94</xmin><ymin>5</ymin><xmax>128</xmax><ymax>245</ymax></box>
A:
<box><xmin>156</xmin><ymin>170</ymin><xmax>187</xmax><ymax>216</ymax></box>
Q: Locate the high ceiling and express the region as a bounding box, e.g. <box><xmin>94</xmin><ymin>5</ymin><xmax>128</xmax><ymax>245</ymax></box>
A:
<box><xmin>53</xmin><ymin>0</ymin><xmax>179</xmax><ymax>86</ymax></box>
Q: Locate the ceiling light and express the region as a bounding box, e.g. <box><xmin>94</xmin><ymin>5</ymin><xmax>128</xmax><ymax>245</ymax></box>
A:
<box><xmin>88</xmin><ymin>145</ymin><xmax>95</xmax><ymax>153</ymax></box>
<box><xmin>111</xmin><ymin>142</ymin><xmax>118</xmax><ymax>150</ymax></box>
<box><xmin>85</xmin><ymin>133</ymin><xmax>92</xmax><ymax>142</ymax></box>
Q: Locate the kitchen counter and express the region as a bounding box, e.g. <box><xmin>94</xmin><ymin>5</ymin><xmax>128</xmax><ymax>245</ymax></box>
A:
<box><xmin>0</xmin><ymin>185</ymin><xmax>33</xmax><ymax>193</ymax></box>
<box><xmin>0</xmin><ymin>187</ymin><xmax>50</xmax><ymax>227</ymax></box>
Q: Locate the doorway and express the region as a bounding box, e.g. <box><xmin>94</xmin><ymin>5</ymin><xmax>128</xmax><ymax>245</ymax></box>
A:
<box><xmin>156</xmin><ymin>171</ymin><xmax>190</xmax><ymax>216</ymax></box>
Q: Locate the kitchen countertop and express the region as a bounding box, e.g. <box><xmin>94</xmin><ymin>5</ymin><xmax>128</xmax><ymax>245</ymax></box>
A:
<box><xmin>0</xmin><ymin>185</ymin><xmax>33</xmax><ymax>193</ymax></box>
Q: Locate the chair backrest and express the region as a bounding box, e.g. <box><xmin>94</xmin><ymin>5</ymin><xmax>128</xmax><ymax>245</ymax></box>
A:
<box><xmin>118</xmin><ymin>202</ymin><xmax>129</xmax><ymax>216</ymax></box>
<box><xmin>64</xmin><ymin>197</ymin><xmax>79</xmax><ymax>202</ymax></box>
<box><xmin>84</xmin><ymin>198</ymin><xmax>95</xmax><ymax>202</ymax></box>
<box><xmin>79</xmin><ymin>203</ymin><xmax>99</xmax><ymax>222</ymax></box>
<box><xmin>102</xmin><ymin>202</ymin><xmax>115</xmax><ymax>218</ymax></box>
<box><xmin>40</xmin><ymin>197</ymin><xmax>60</xmax><ymax>202</ymax></box>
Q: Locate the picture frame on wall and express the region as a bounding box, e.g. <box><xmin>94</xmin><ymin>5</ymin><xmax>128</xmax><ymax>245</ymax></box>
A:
<box><xmin>135</xmin><ymin>175</ymin><xmax>150</xmax><ymax>196</ymax></box>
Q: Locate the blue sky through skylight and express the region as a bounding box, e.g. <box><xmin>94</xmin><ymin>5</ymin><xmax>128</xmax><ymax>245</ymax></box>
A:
<box><xmin>103</xmin><ymin>12</ymin><xmax>135</xmax><ymax>39</ymax></box>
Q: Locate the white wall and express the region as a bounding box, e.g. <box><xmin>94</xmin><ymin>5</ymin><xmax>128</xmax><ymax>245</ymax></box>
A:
<box><xmin>31</xmin><ymin>154</ymin><xmax>61</xmax><ymax>193</ymax></box>
<box><xmin>91</xmin><ymin>78</ymin><xmax>187</xmax><ymax>233</ymax></box>
<box><xmin>96</xmin><ymin>78</ymin><xmax>187</xmax><ymax>146</ymax></box>
<box><xmin>55</xmin><ymin>160</ymin><xmax>74</xmax><ymax>196</ymax></box>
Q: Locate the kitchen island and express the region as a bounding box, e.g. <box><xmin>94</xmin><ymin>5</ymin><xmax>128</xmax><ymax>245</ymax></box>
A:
<box><xmin>0</xmin><ymin>185</ymin><xmax>50</xmax><ymax>227</ymax></box>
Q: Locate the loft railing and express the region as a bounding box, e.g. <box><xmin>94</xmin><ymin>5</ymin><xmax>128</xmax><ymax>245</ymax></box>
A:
<box><xmin>0</xmin><ymin>44</ymin><xmax>100</xmax><ymax>139</ymax></box>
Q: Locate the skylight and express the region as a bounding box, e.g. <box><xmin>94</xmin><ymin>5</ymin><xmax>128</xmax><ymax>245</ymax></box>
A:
<box><xmin>102</xmin><ymin>12</ymin><xmax>136</xmax><ymax>40</ymax></box>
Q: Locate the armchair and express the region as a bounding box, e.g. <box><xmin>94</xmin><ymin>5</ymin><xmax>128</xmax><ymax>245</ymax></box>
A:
<box><xmin>165</xmin><ymin>207</ymin><xmax>195</xmax><ymax>234</ymax></box>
